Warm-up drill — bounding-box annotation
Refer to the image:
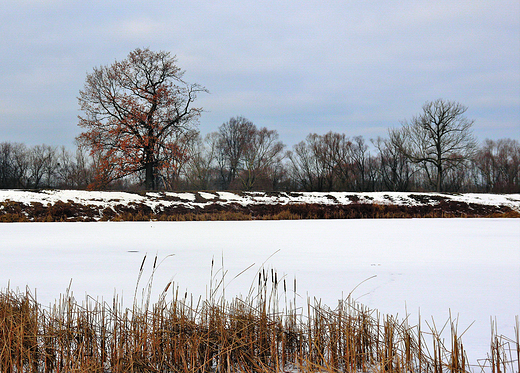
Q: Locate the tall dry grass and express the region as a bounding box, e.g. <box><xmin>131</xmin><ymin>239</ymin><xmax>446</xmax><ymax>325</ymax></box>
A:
<box><xmin>1</xmin><ymin>264</ymin><xmax>518</xmax><ymax>373</ymax></box>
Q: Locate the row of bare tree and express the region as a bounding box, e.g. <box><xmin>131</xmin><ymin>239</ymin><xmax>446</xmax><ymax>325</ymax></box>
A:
<box><xmin>288</xmin><ymin>133</ymin><xmax>519</xmax><ymax>193</ymax></box>
<box><xmin>1</xmin><ymin>128</ymin><xmax>518</xmax><ymax>193</ymax></box>
<box><xmin>0</xmin><ymin>143</ymin><xmax>93</xmax><ymax>190</ymax></box>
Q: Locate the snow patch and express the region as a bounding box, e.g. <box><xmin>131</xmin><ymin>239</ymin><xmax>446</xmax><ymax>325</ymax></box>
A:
<box><xmin>1</xmin><ymin>190</ymin><xmax>519</xmax><ymax>212</ymax></box>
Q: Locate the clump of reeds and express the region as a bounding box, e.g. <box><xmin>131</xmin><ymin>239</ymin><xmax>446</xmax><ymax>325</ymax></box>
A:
<box><xmin>1</xmin><ymin>263</ymin><xmax>518</xmax><ymax>372</ymax></box>
<box><xmin>0</xmin><ymin>289</ymin><xmax>40</xmax><ymax>371</ymax></box>
<box><xmin>475</xmin><ymin>317</ymin><xmax>520</xmax><ymax>373</ymax></box>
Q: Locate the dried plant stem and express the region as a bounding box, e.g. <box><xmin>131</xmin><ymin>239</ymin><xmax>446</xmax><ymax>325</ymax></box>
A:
<box><xmin>0</xmin><ymin>278</ymin><xmax>516</xmax><ymax>372</ymax></box>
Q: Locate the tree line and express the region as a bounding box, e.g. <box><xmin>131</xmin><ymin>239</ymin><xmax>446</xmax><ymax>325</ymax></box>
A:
<box><xmin>1</xmin><ymin>126</ymin><xmax>518</xmax><ymax>193</ymax></box>
<box><xmin>1</xmin><ymin>48</ymin><xmax>518</xmax><ymax>193</ymax></box>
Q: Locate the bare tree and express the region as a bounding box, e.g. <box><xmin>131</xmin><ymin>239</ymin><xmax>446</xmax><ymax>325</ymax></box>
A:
<box><xmin>287</xmin><ymin>134</ymin><xmax>335</xmax><ymax>191</ymax></box>
<box><xmin>0</xmin><ymin>143</ymin><xmax>11</xmax><ymax>188</ymax></box>
<box><xmin>319</xmin><ymin>132</ymin><xmax>353</xmax><ymax>190</ymax></box>
<box><xmin>214</xmin><ymin>117</ymin><xmax>256</xmax><ymax>189</ymax></box>
<box><xmin>77</xmin><ymin>48</ymin><xmax>206</xmax><ymax>190</ymax></box>
<box><xmin>390</xmin><ymin>99</ymin><xmax>477</xmax><ymax>192</ymax></box>
<box><xmin>211</xmin><ymin>117</ymin><xmax>286</xmax><ymax>190</ymax></box>
<box><xmin>0</xmin><ymin>142</ymin><xmax>29</xmax><ymax>188</ymax></box>
<box><xmin>240</xmin><ymin>127</ymin><xmax>285</xmax><ymax>190</ymax></box>
<box><xmin>372</xmin><ymin>136</ymin><xmax>416</xmax><ymax>191</ymax></box>
<box><xmin>350</xmin><ymin>136</ymin><xmax>371</xmax><ymax>191</ymax></box>
<box><xmin>184</xmin><ymin>133</ymin><xmax>220</xmax><ymax>190</ymax></box>
<box><xmin>473</xmin><ymin>138</ymin><xmax>520</xmax><ymax>192</ymax></box>
<box><xmin>287</xmin><ymin>133</ymin><xmax>379</xmax><ymax>192</ymax></box>
<box><xmin>27</xmin><ymin>145</ymin><xmax>59</xmax><ymax>188</ymax></box>
<box><xmin>54</xmin><ymin>146</ymin><xmax>94</xmax><ymax>189</ymax></box>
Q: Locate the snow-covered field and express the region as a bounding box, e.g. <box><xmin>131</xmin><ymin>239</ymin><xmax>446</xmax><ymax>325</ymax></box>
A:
<box><xmin>2</xmin><ymin>218</ymin><xmax>519</xmax><ymax>368</ymax></box>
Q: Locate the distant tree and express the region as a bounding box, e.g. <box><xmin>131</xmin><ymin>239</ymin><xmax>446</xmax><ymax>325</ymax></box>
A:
<box><xmin>287</xmin><ymin>132</ymin><xmax>379</xmax><ymax>192</ymax></box>
<box><xmin>319</xmin><ymin>132</ymin><xmax>352</xmax><ymax>190</ymax></box>
<box><xmin>184</xmin><ymin>133</ymin><xmax>219</xmax><ymax>190</ymax></box>
<box><xmin>55</xmin><ymin>146</ymin><xmax>94</xmax><ymax>189</ymax></box>
<box><xmin>0</xmin><ymin>142</ymin><xmax>28</xmax><ymax>188</ymax></box>
<box><xmin>0</xmin><ymin>143</ymin><xmax>11</xmax><ymax>188</ymax></box>
<box><xmin>372</xmin><ymin>136</ymin><xmax>416</xmax><ymax>191</ymax></box>
<box><xmin>77</xmin><ymin>48</ymin><xmax>206</xmax><ymax>190</ymax></box>
<box><xmin>27</xmin><ymin>145</ymin><xmax>59</xmax><ymax>188</ymax></box>
<box><xmin>287</xmin><ymin>134</ymin><xmax>335</xmax><ymax>192</ymax></box>
<box><xmin>211</xmin><ymin>117</ymin><xmax>285</xmax><ymax>190</ymax></box>
<box><xmin>240</xmin><ymin>126</ymin><xmax>285</xmax><ymax>190</ymax></box>
<box><xmin>390</xmin><ymin>99</ymin><xmax>477</xmax><ymax>192</ymax></box>
<box><xmin>349</xmin><ymin>136</ymin><xmax>372</xmax><ymax>191</ymax></box>
<box><xmin>214</xmin><ymin>116</ymin><xmax>256</xmax><ymax>189</ymax></box>
<box><xmin>473</xmin><ymin>138</ymin><xmax>520</xmax><ymax>193</ymax></box>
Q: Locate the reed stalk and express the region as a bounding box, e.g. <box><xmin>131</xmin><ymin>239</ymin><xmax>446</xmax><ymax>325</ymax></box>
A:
<box><xmin>0</xmin><ymin>273</ymin><xmax>516</xmax><ymax>372</ymax></box>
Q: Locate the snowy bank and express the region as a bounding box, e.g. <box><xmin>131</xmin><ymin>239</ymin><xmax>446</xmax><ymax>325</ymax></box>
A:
<box><xmin>1</xmin><ymin>190</ymin><xmax>519</xmax><ymax>221</ymax></box>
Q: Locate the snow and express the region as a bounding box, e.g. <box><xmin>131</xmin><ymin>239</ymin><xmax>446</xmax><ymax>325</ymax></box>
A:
<box><xmin>1</xmin><ymin>189</ymin><xmax>519</xmax><ymax>212</ymax></box>
<box><xmin>198</xmin><ymin>191</ymin><xmax>218</xmax><ymax>200</ymax></box>
<box><xmin>164</xmin><ymin>191</ymin><xmax>197</xmax><ymax>201</ymax></box>
<box><xmin>1</xmin><ymin>218</ymin><xmax>519</xmax><ymax>368</ymax></box>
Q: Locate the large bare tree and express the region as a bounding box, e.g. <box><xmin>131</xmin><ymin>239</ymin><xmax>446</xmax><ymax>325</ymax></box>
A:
<box><xmin>77</xmin><ymin>48</ymin><xmax>206</xmax><ymax>190</ymax></box>
<box><xmin>390</xmin><ymin>99</ymin><xmax>477</xmax><ymax>192</ymax></box>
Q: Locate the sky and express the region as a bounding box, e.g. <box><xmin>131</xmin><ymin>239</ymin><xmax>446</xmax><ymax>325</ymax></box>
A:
<box><xmin>1</xmin><ymin>0</ymin><xmax>519</xmax><ymax>149</ymax></box>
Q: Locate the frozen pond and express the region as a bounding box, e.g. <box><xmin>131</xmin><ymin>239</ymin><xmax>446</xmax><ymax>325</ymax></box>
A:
<box><xmin>2</xmin><ymin>218</ymin><xmax>519</xmax><ymax>365</ymax></box>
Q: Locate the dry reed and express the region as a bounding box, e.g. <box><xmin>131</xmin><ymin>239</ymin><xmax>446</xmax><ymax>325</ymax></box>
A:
<box><xmin>1</xmin><ymin>267</ymin><xmax>518</xmax><ymax>373</ymax></box>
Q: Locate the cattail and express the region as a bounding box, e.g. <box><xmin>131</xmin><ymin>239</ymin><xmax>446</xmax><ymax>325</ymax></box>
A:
<box><xmin>0</xmin><ymin>267</ymin><xmax>504</xmax><ymax>372</ymax></box>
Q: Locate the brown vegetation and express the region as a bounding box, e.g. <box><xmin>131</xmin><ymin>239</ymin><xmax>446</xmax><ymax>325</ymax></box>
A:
<box><xmin>2</xmin><ymin>274</ymin><xmax>518</xmax><ymax>373</ymax></box>
<box><xmin>1</xmin><ymin>196</ymin><xmax>518</xmax><ymax>222</ymax></box>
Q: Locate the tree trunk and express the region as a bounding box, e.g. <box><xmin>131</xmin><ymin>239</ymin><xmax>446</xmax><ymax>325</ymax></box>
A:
<box><xmin>145</xmin><ymin>162</ymin><xmax>155</xmax><ymax>190</ymax></box>
<box><xmin>436</xmin><ymin>163</ymin><xmax>442</xmax><ymax>193</ymax></box>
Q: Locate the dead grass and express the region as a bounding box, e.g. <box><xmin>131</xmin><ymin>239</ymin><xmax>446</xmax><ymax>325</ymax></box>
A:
<box><xmin>1</xmin><ymin>198</ymin><xmax>517</xmax><ymax>222</ymax></box>
<box><xmin>1</xmin><ymin>267</ymin><xmax>518</xmax><ymax>372</ymax></box>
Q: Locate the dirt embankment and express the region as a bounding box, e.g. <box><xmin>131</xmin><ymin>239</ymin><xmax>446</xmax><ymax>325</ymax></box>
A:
<box><xmin>1</xmin><ymin>191</ymin><xmax>518</xmax><ymax>222</ymax></box>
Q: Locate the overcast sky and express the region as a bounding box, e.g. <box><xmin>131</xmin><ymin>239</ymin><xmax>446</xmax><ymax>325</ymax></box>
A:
<box><xmin>1</xmin><ymin>0</ymin><xmax>519</xmax><ymax>148</ymax></box>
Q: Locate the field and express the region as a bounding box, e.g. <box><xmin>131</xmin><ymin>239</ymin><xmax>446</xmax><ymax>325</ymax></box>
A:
<box><xmin>1</xmin><ymin>217</ymin><xmax>519</xmax><ymax>371</ymax></box>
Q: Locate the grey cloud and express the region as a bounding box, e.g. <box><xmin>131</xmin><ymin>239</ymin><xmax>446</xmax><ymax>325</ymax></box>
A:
<box><xmin>0</xmin><ymin>0</ymin><xmax>518</xmax><ymax>147</ymax></box>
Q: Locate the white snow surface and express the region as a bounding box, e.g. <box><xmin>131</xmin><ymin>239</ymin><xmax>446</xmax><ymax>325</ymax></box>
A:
<box><xmin>1</xmin><ymin>218</ymin><xmax>519</xmax><ymax>368</ymax></box>
<box><xmin>1</xmin><ymin>189</ymin><xmax>519</xmax><ymax>212</ymax></box>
